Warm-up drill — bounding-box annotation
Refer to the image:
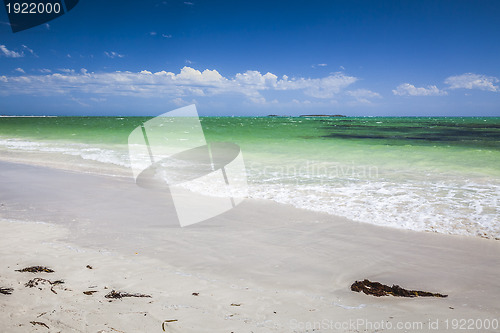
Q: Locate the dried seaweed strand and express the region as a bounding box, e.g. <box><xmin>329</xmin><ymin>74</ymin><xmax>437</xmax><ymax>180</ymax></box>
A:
<box><xmin>351</xmin><ymin>279</ymin><xmax>447</xmax><ymax>298</ymax></box>
<box><xmin>25</xmin><ymin>278</ymin><xmax>64</xmax><ymax>294</ymax></box>
<box><xmin>30</xmin><ymin>321</ymin><xmax>49</xmax><ymax>329</ymax></box>
<box><xmin>104</xmin><ymin>290</ymin><xmax>151</xmax><ymax>299</ymax></box>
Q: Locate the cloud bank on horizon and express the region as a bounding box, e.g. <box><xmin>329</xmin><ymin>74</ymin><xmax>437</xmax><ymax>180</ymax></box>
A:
<box><xmin>1</xmin><ymin>66</ymin><xmax>497</xmax><ymax>103</ymax></box>
<box><xmin>0</xmin><ymin>0</ymin><xmax>499</xmax><ymax>116</ymax></box>
<box><xmin>0</xmin><ymin>67</ymin><xmax>364</xmax><ymax>103</ymax></box>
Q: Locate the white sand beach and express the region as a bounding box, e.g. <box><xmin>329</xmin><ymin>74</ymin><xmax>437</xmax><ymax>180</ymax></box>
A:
<box><xmin>1</xmin><ymin>160</ymin><xmax>500</xmax><ymax>332</ymax></box>
<box><xmin>1</xmin><ymin>0</ymin><xmax>499</xmax><ymax>331</ymax></box>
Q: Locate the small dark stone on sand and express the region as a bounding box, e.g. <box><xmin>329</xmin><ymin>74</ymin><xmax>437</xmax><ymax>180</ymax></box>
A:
<box><xmin>351</xmin><ymin>279</ymin><xmax>447</xmax><ymax>298</ymax></box>
<box><xmin>192</xmin><ymin>292</ymin><xmax>199</xmax><ymax>296</ymax></box>
<box><xmin>83</xmin><ymin>291</ymin><xmax>98</xmax><ymax>295</ymax></box>
<box><xmin>86</xmin><ymin>265</ymin><xmax>93</xmax><ymax>269</ymax></box>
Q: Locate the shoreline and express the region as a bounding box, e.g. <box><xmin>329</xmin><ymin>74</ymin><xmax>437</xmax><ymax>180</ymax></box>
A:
<box><xmin>1</xmin><ymin>151</ymin><xmax>498</xmax><ymax>240</ymax></box>
<box><xmin>1</xmin><ymin>159</ymin><xmax>500</xmax><ymax>331</ymax></box>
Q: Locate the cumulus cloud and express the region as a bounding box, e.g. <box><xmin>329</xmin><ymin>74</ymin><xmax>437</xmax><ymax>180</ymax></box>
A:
<box><xmin>392</xmin><ymin>83</ymin><xmax>447</xmax><ymax>96</ymax></box>
<box><xmin>104</xmin><ymin>51</ymin><xmax>125</xmax><ymax>59</ymax></box>
<box><xmin>235</xmin><ymin>70</ymin><xmax>277</xmax><ymax>87</ymax></box>
<box><xmin>177</xmin><ymin>67</ymin><xmax>224</xmax><ymax>83</ymax></box>
<box><xmin>0</xmin><ymin>45</ymin><xmax>23</xmax><ymax>58</ymax></box>
<box><xmin>444</xmin><ymin>73</ymin><xmax>499</xmax><ymax>92</ymax></box>
<box><xmin>14</xmin><ymin>68</ymin><xmax>25</xmax><ymax>73</ymax></box>
<box><xmin>0</xmin><ymin>66</ymin><xmax>359</xmax><ymax>103</ymax></box>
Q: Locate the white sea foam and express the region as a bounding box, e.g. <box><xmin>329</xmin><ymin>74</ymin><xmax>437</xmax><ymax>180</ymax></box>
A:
<box><xmin>245</xmin><ymin>172</ymin><xmax>500</xmax><ymax>239</ymax></box>
<box><xmin>170</xmin><ymin>160</ymin><xmax>500</xmax><ymax>238</ymax></box>
<box><xmin>1</xmin><ymin>138</ymin><xmax>499</xmax><ymax>239</ymax></box>
<box><xmin>0</xmin><ymin>138</ymin><xmax>131</xmax><ymax>168</ymax></box>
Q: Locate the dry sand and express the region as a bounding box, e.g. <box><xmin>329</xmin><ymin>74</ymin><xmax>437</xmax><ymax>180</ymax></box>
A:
<box><xmin>1</xmin><ymin>161</ymin><xmax>500</xmax><ymax>332</ymax></box>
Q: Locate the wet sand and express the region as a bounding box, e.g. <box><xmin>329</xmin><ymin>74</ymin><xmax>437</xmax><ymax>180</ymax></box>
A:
<box><xmin>1</xmin><ymin>161</ymin><xmax>500</xmax><ymax>332</ymax></box>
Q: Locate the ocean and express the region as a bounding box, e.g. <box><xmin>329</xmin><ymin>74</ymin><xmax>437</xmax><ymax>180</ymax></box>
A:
<box><xmin>1</xmin><ymin>116</ymin><xmax>499</xmax><ymax>238</ymax></box>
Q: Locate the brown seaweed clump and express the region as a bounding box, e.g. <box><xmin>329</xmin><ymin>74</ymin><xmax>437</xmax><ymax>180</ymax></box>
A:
<box><xmin>104</xmin><ymin>290</ymin><xmax>151</xmax><ymax>299</ymax></box>
<box><xmin>16</xmin><ymin>266</ymin><xmax>54</xmax><ymax>273</ymax></box>
<box><xmin>25</xmin><ymin>278</ymin><xmax>64</xmax><ymax>294</ymax></box>
<box><xmin>0</xmin><ymin>287</ymin><xmax>14</xmax><ymax>295</ymax></box>
<box><xmin>351</xmin><ymin>279</ymin><xmax>447</xmax><ymax>298</ymax></box>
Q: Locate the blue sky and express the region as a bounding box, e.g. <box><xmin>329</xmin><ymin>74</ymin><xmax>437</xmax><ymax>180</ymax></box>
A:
<box><xmin>0</xmin><ymin>0</ymin><xmax>499</xmax><ymax>116</ymax></box>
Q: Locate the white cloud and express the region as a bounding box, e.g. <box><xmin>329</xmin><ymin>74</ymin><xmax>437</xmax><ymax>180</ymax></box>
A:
<box><xmin>277</xmin><ymin>72</ymin><xmax>357</xmax><ymax>98</ymax></box>
<box><xmin>14</xmin><ymin>68</ymin><xmax>25</xmax><ymax>73</ymax></box>
<box><xmin>235</xmin><ymin>70</ymin><xmax>277</xmax><ymax>87</ymax></box>
<box><xmin>184</xmin><ymin>1</ymin><xmax>194</xmax><ymax>5</ymax></box>
<box><xmin>149</xmin><ymin>31</ymin><xmax>157</xmax><ymax>36</ymax></box>
<box><xmin>104</xmin><ymin>51</ymin><xmax>125</xmax><ymax>59</ymax></box>
<box><xmin>70</xmin><ymin>97</ymin><xmax>90</xmax><ymax>107</ymax></box>
<box><xmin>0</xmin><ymin>45</ymin><xmax>23</xmax><ymax>58</ymax></box>
<box><xmin>172</xmin><ymin>97</ymin><xmax>198</xmax><ymax>106</ymax></box>
<box><xmin>90</xmin><ymin>97</ymin><xmax>106</xmax><ymax>103</ymax></box>
<box><xmin>162</xmin><ymin>34</ymin><xmax>172</xmax><ymax>38</ymax></box>
<box><xmin>58</xmin><ymin>68</ymin><xmax>75</xmax><ymax>74</ymax></box>
<box><xmin>21</xmin><ymin>45</ymin><xmax>37</xmax><ymax>57</ymax></box>
<box><xmin>346</xmin><ymin>89</ymin><xmax>382</xmax><ymax>103</ymax></box>
<box><xmin>177</xmin><ymin>67</ymin><xmax>224</xmax><ymax>83</ymax></box>
<box><xmin>444</xmin><ymin>73</ymin><xmax>499</xmax><ymax>92</ymax></box>
<box><xmin>392</xmin><ymin>83</ymin><xmax>447</xmax><ymax>96</ymax></box>
<box><xmin>288</xmin><ymin>99</ymin><xmax>339</xmax><ymax>107</ymax></box>
<box><xmin>0</xmin><ymin>67</ymin><xmax>359</xmax><ymax>103</ymax></box>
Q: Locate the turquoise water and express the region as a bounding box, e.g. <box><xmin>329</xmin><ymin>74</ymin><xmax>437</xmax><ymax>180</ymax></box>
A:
<box><xmin>1</xmin><ymin>116</ymin><xmax>499</xmax><ymax>238</ymax></box>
